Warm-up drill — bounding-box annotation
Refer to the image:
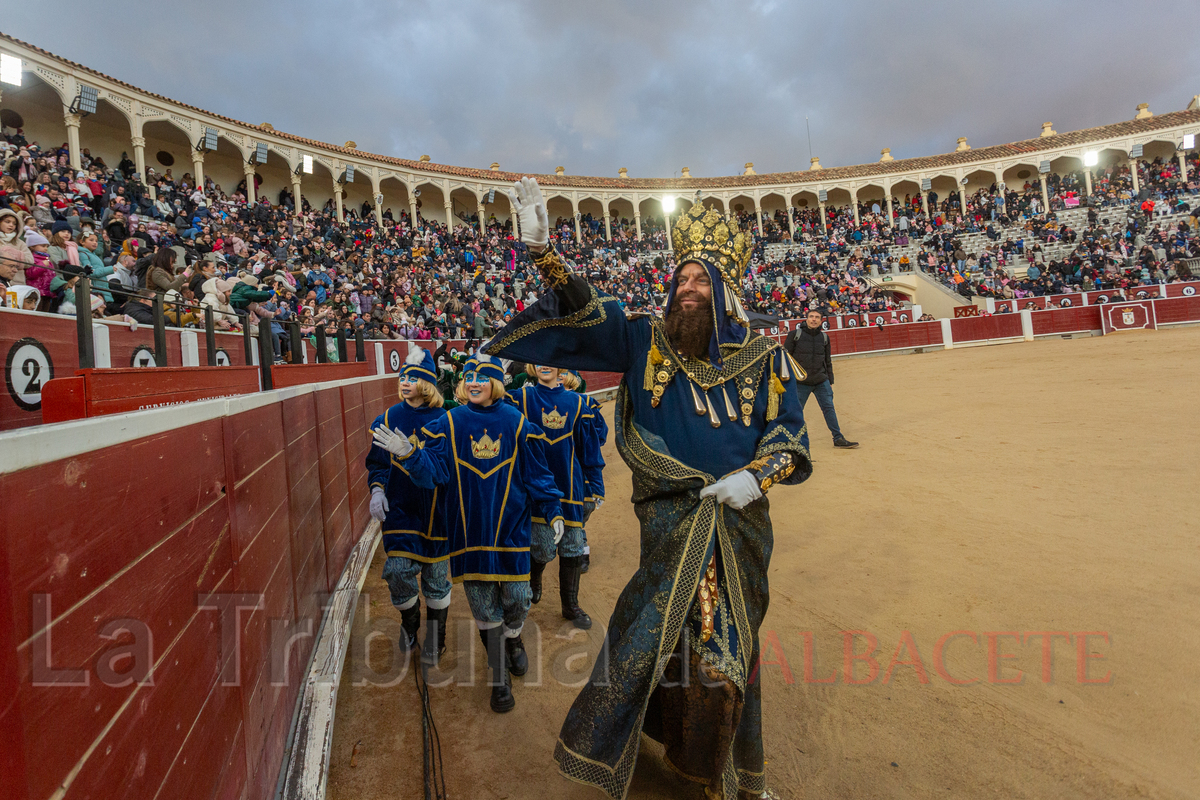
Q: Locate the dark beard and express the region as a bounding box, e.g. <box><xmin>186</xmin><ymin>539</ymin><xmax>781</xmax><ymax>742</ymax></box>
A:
<box><xmin>665</xmin><ymin>301</ymin><xmax>714</xmax><ymax>360</ymax></box>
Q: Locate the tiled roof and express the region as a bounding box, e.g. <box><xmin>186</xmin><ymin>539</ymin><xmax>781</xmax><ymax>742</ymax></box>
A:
<box><xmin>4</xmin><ymin>32</ymin><xmax>1198</xmax><ymax>193</ymax></box>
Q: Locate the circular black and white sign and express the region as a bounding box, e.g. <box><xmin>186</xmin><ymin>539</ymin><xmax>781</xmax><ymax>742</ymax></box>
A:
<box><xmin>874</xmin><ymin>316</ymin><xmax>886</xmax><ymax>325</ymax></box>
<box><xmin>1060</xmin><ymin>298</ymin><xmax>1073</xmax><ymax>307</ymax></box>
<box><xmin>846</xmin><ymin>317</ymin><xmax>858</xmax><ymax>327</ymax></box>
<box><xmin>389</xmin><ymin>349</ymin><xmax>402</xmax><ymax>372</ymax></box>
<box><xmin>898</xmin><ymin>313</ymin><xmax>910</xmax><ymax>322</ymax></box>
<box><xmin>1135</xmin><ymin>290</ymin><xmax>1149</xmax><ymax>299</ymax></box>
<box><xmin>1097</xmin><ymin>294</ymin><xmax>1110</xmax><ymax>304</ymax></box>
<box><xmin>1184</xmin><ymin>286</ymin><xmax>1196</xmax><ymax>296</ymax></box>
<box><xmin>214</xmin><ymin>349</ymin><xmax>231</xmax><ymax>367</ymax></box>
<box><xmin>6</xmin><ymin>337</ymin><xmax>53</xmax><ymax>411</ymax></box>
<box><xmin>131</xmin><ymin>346</ymin><xmax>157</xmax><ymax>368</ymax></box>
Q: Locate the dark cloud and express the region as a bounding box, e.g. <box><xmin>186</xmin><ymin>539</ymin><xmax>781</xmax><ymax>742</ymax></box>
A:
<box><xmin>5</xmin><ymin>0</ymin><xmax>1199</xmax><ymax>178</ymax></box>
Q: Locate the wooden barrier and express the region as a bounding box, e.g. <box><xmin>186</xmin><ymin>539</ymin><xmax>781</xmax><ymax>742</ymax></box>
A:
<box><xmin>40</xmin><ymin>366</ymin><xmax>261</xmax><ymax>423</ymax></box>
<box><xmin>273</xmin><ymin>361</ymin><xmax>372</xmax><ymax>388</ymax></box>
<box><xmin>0</xmin><ymin>373</ymin><xmax>391</xmax><ymax>800</ymax></box>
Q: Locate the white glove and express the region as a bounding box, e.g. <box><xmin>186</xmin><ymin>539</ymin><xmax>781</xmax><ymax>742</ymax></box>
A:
<box><xmin>372</xmin><ymin>425</ymin><xmax>414</xmax><ymax>458</ymax></box>
<box><xmin>369</xmin><ymin>487</ymin><xmax>389</xmax><ymax>521</ymax></box>
<box><xmin>552</xmin><ymin>518</ymin><xmax>565</xmax><ymax>544</ymax></box>
<box><xmin>507</xmin><ymin>177</ymin><xmax>549</xmax><ymax>248</ymax></box>
<box><xmin>593</xmin><ymin>497</ymin><xmax>604</xmax><ymax>509</ymax></box>
<box><xmin>699</xmin><ymin>471</ymin><xmax>762</xmax><ymax>510</ymax></box>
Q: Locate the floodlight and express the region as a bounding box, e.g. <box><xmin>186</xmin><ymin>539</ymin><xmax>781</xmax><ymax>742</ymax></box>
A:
<box><xmin>198</xmin><ymin>126</ymin><xmax>218</xmax><ymax>152</ymax></box>
<box><xmin>818</xmin><ymin>190</ymin><xmax>828</xmax><ymax>202</ymax></box>
<box><xmin>960</xmin><ymin>176</ymin><xmax>968</xmax><ymax>185</ymax></box>
<box><xmin>413</xmin><ymin>189</ymin><xmax>421</xmax><ymax>198</ymax></box>
<box><xmin>254</xmin><ymin>142</ymin><xmax>268</xmax><ymax>164</ymax></box>
<box><xmin>75</xmin><ymin>85</ymin><xmax>98</xmax><ymax>115</ymax></box>
<box><xmin>302</xmin><ymin>154</ymin><xmax>313</xmax><ymax>174</ymax></box>
<box><xmin>1083</xmin><ymin>150</ymin><xmax>1098</xmax><ymax>167</ymax></box>
<box><xmin>1130</xmin><ymin>143</ymin><xmax>1143</xmax><ymax>158</ymax></box>
<box><xmin>343</xmin><ymin>164</ymin><xmax>355</xmax><ymax>183</ymax></box>
<box><xmin>486</xmin><ymin>188</ymin><xmax>495</xmax><ymax>204</ymax></box>
<box><xmin>1039</xmin><ymin>160</ymin><xmax>1051</xmax><ymax>174</ymax></box>
<box><xmin>1183</xmin><ymin>134</ymin><xmax>1196</xmax><ymax>150</ymax></box>
<box><xmin>0</xmin><ymin>54</ymin><xmax>20</xmax><ymax>86</ymax></box>
<box><xmin>661</xmin><ymin>195</ymin><xmax>675</xmax><ymax>213</ymax></box>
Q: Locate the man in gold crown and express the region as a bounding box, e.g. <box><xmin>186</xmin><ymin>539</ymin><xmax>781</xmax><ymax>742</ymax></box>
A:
<box><xmin>485</xmin><ymin>178</ymin><xmax>813</xmax><ymax>800</ymax></box>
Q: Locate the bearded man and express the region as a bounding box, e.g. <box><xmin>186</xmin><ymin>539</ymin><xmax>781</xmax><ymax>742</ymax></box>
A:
<box><xmin>485</xmin><ymin>179</ymin><xmax>812</xmax><ymax>800</ymax></box>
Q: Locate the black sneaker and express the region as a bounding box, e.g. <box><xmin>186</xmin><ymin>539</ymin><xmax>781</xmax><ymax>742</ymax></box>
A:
<box><xmin>833</xmin><ymin>437</ymin><xmax>859</xmax><ymax>449</ymax></box>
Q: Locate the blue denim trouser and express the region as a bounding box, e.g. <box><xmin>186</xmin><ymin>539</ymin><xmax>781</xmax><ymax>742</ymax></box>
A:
<box><xmin>381</xmin><ymin>555</ymin><xmax>451</xmax><ymax>611</ymax></box>
<box><xmin>795</xmin><ymin>380</ymin><xmax>843</xmax><ymax>440</ymax></box>
<box><xmin>463</xmin><ymin>580</ymin><xmax>531</xmax><ymax>635</ymax></box>
<box><xmin>531</xmin><ymin>521</ymin><xmax>585</xmax><ymax>563</ymax></box>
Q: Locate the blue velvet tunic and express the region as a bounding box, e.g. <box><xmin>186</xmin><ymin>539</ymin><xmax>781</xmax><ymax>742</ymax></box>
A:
<box><xmin>402</xmin><ymin>400</ymin><xmax>564</xmax><ymax>582</ymax></box>
<box><xmin>365</xmin><ymin>401</ymin><xmax>448</xmax><ymax>563</ymax></box>
<box><xmin>509</xmin><ymin>383</ymin><xmax>605</xmax><ymax>526</ymax></box>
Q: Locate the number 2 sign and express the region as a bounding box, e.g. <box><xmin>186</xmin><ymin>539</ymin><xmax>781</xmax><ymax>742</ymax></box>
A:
<box><xmin>6</xmin><ymin>337</ymin><xmax>54</xmax><ymax>411</ymax></box>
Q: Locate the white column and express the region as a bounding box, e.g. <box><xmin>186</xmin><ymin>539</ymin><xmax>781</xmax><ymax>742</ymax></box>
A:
<box><xmin>244</xmin><ymin>163</ymin><xmax>257</xmax><ymax>204</ymax></box>
<box><xmin>477</xmin><ymin>202</ymin><xmax>487</xmax><ymax>236</ymax></box>
<box><xmin>191</xmin><ymin>150</ymin><xmax>205</xmax><ymax>191</ymax></box>
<box><xmin>818</xmin><ymin>201</ymin><xmax>828</xmax><ymax>232</ymax></box>
<box><xmin>786</xmin><ymin>204</ymin><xmax>796</xmax><ymax>240</ymax></box>
<box><xmin>444</xmin><ymin>201</ymin><xmax>454</xmax><ymax>231</ymax></box>
<box><xmin>1179</xmin><ymin>152</ymin><xmax>1189</xmax><ymax>183</ymax></box>
<box><xmin>290</xmin><ymin>174</ymin><xmax>302</xmax><ymax>217</ymax></box>
<box><xmin>374</xmin><ymin>196</ymin><xmax>384</xmax><ymax>229</ymax></box>
<box><xmin>603</xmin><ymin>202</ymin><xmax>612</xmax><ymax>241</ymax></box>
<box><xmin>409</xmin><ymin>199</ymin><xmax>419</xmax><ymax>229</ymax></box>
<box><xmin>939</xmin><ymin>317</ymin><xmax>954</xmax><ymax>349</ymax></box>
<box><xmin>131</xmin><ymin>136</ymin><xmax>146</xmax><ymax>180</ymax></box>
<box><xmin>920</xmin><ymin>186</ymin><xmax>929</xmax><ymax>217</ymax></box>
<box><xmin>333</xmin><ymin>183</ymin><xmax>345</xmax><ymax>223</ymax></box>
<box><xmin>634</xmin><ymin>212</ymin><xmax>642</xmax><ymax>240</ymax></box>
<box><xmin>1039</xmin><ymin>176</ymin><xmax>1049</xmax><ymax>215</ymax></box>
<box><xmin>1084</xmin><ymin>169</ymin><xmax>1093</xmax><ymax>198</ymax></box>
<box><xmin>1130</xmin><ymin>158</ymin><xmax>1141</xmax><ymax>194</ymax></box>
<box><xmin>64</xmin><ymin>112</ymin><xmax>82</xmax><ymax>171</ymax></box>
<box><xmin>754</xmin><ymin>202</ymin><xmax>764</xmax><ymax>236</ymax></box>
<box><xmin>92</xmin><ymin>323</ymin><xmax>111</xmax><ymax>369</ymax></box>
<box><xmin>850</xmin><ymin>189</ymin><xmax>861</xmax><ymax>226</ymax></box>
<box><xmin>662</xmin><ymin>207</ymin><xmax>672</xmax><ymax>246</ymax></box>
<box><xmin>885</xmin><ymin>190</ymin><xmax>894</xmax><ymax>225</ymax></box>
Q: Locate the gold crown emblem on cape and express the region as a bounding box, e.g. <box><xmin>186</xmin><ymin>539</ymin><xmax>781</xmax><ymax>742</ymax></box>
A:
<box><xmin>541</xmin><ymin>407</ymin><xmax>567</xmax><ymax>430</ymax></box>
<box><xmin>670</xmin><ymin>203</ymin><xmax>752</xmax><ymax>289</ymax></box>
<box><xmin>471</xmin><ymin>431</ymin><xmax>502</xmax><ymax>459</ymax></box>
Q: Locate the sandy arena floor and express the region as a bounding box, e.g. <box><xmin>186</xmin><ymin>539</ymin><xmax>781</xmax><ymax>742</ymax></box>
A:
<box><xmin>327</xmin><ymin>326</ymin><xmax>1200</xmax><ymax>800</ymax></box>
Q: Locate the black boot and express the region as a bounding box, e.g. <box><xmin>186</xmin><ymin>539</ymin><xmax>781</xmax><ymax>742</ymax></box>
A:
<box><xmin>421</xmin><ymin>605</ymin><xmax>449</xmax><ymax>667</ymax></box>
<box><xmin>581</xmin><ymin>551</ymin><xmax>590</xmax><ymax>574</ymax></box>
<box><xmin>559</xmin><ymin>556</ymin><xmax>592</xmax><ymax>629</ymax></box>
<box><xmin>479</xmin><ymin>628</ymin><xmax>514</xmax><ymax>713</ymax></box>
<box><xmin>530</xmin><ymin>559</ymin><xmax>547</xmax><ymax>605</ymax></box>
<box><xmin>399</xmin><ymin>601</ymin><xmax>422</xmax><ymax>652</ymax></box>
<box><xmin>505</xmin><ymin>630</ymin><xmax>528</xmax><ymax>677</ymax></box>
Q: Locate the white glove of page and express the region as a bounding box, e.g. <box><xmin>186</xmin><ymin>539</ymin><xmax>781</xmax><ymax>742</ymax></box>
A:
<box><xmin>507</xmin><ymin>177</ymin><xmax>549</xmax><ymax>248</ymax></box>
<box><xmin>552</xmin><ymin>518</ymin><xmax>565</xmax><ymax>544</ymax></box>
<box><xmin>372</xmin><ymin>426</ymin><xmax>414</xmax><ymax>458</ymax></box>
<box><xmin>369</xmin><ymin>487</ymin><xmax>389</xmax><ymax>521</ymax></box>
<box><xmin>593</xmin><ymin>497</ymin><xmax>604</xmax><ymax>509</ymax></box>
<box><xmin>699</xmin><ymin>471</ymin><xmax>762</xmax><ymax>510</ymax></box>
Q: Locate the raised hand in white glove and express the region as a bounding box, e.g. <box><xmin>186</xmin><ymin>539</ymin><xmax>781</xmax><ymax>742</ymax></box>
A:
<box><xmin>507</xmin><ymin>176</ymin><xmax>549</xmax><ymax>249</ymax></box>
<box><xmin>372</xmin><ymin>425</ymin><xmax>414</xmax><ymax>458</ymax></box>
<box><xmin>552</xmin><ymin>518</ymin><xmax>565</xmax><ymax>544</ymax></box>
<box><xmin>699</xmin><ymin>470</ymin><xmax>762</xmax><ymax>510</ymax></box>
<box><xmin>369</xmin><ymin>487</ymin><xmax>389</xmax><ymax>521</ymax></box>
<box><xmin>593</xmin><ymin>497</ymin><xmax>604</xmax><ymax>509</ymax></box>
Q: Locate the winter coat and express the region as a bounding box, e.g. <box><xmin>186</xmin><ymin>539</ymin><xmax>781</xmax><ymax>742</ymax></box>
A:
<box><xmin>784</xmin><ymin>324</ymin><xmax>833</xmax><ymax>386</ymax></box>
<box><xmin>0</xmin><ymin>209</ymin><xmax>35</xmax><ymax>285</ymax></box>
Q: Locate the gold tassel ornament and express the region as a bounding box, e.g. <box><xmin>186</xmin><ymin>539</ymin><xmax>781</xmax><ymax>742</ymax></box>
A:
<box><xmin>689</xmin><ymin>382</ymin><xmax>708</xmax><ymax>416</ymax></box>
<box><xmin>721</xmin><ymin>385</ymin><xmax>737</xmax><ymax>421</ymax></box>
<box><xmin>644</xmin><ymin>343</ymin><xmax>665</xmax><ymax>391</ymax></box>
<box><xmin>766</xmin><ymin>358</ymin><xmax>785</xmax><ymax>422</ymax></box>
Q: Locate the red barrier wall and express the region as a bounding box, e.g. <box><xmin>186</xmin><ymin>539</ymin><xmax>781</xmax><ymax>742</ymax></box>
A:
<box><xmin>829</xmin><ymin>321</ymin><xmax>943</xmax><ymax>355</ymax></box>
<box><xmin>0</xmin><ymin>373</ymin><xmax>391</xmax><ymax>800</ymax></box>
<box><xmin>1031</xmin><ymin>307</ymin><xmax>1102</xmax><ymax>335</ymax></box>
<box><xmin>950</xmin><ymin>314</ymin><xmax>1024</xmax><ymax>342</ymax></box>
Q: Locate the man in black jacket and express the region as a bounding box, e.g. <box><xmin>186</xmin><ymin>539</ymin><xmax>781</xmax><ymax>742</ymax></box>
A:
<box><xmin>783</xmin><ymin>309</ymin><xmax>859</xmax><ymax>449</ymax></box>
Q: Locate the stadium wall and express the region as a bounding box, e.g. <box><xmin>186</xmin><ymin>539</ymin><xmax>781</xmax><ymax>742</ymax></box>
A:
<box><xmin>0</xmin><ymin>373</ymin><xmax>391</xmax><ymax>800</ymax></box>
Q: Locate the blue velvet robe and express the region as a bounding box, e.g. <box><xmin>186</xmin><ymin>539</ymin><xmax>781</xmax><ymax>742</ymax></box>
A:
<box><xmin>402</xmin><ymin>400</ymin><xmax>564</xmax><ymax>582</ymax></box>
<box><xmin>365</xmin><ymin>401</ymin><xmax>448</xmax><ymax>563</ymax></box>
<box><xmin>486</xmin><ymin>270</ymin><xmax>813</xmax><ymax>800</ymax></box>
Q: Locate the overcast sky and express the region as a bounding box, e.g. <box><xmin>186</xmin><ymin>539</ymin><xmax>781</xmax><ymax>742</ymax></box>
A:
<box><xmin>5</xmin><ymin>1</ymin><xmax>1200</xmax><ymax>178</ymax></box>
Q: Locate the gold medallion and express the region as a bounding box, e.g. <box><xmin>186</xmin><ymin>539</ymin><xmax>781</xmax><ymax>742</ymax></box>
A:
<box><xmin>741</xmin><ymin>387</ymin><xmax>754</xmax><ymax>400</ymax></box>
<box><xmin>656</xmin><ymin>370</ymin><xmax>669</xmax><ymax>384</ymax></box>
<box><xmin>741</xmin><ymin>403</ymin><xmax>753</xmax><ymax>416</ymax></box>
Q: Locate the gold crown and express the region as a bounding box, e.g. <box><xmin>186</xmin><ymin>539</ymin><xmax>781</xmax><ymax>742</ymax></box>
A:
<box><xmin>671</xmin><ymin>203</ymin><xmax>752</xmax><ymax>289</ymax></box>
<box><xmin>471</xmin><ymin>430</ymin><xmax>501</xmax><ymax>459</ymax></box>
<box><xmin>541</xmin><ymin>408</ymin><xmax>567</xmax><ymax>430</ymax></box>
